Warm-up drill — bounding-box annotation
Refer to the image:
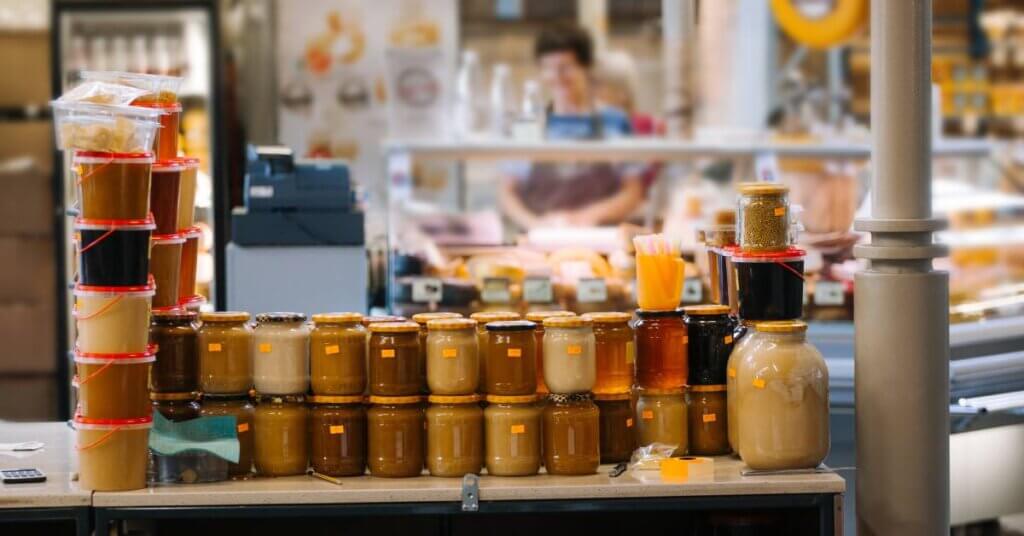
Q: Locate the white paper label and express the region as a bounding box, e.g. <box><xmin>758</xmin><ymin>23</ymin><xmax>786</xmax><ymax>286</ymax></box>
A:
<box><xmin>682</xmin><ymin>278</ymin><xmax>703</xmax><ymax>303</ymax></box>
<box><xmin>411</xmin><ymin>277</ymin><xmax>443</xmax><ymax>303</ymax></box>
<box><xmin>814</xmin><ymin>281</ymin><xmax>845</xmax><ymax>306</ymax></box>
<box><xmin>576</xmin><ymin>278</ymin><xmax>607</xmax><ymax>303</ymax></box>
<box><xmin>249</xmin><ymin>185</ymin><xmax>274</xmax><ymax>199</ymax></box>
<box><xmin>481</xmin><ymin>277</ymin><xmax>512</xmax><ymax>304</ymax></box>
<box><xmin>523</xmin><ymin>277</ymin><xmax>553</xmax><ymax>303</ymax></box>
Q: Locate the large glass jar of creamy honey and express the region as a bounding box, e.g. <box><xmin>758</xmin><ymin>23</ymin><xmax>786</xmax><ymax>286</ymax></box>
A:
<box><xmin>367</xmin><ymin>395</ymin><xmax>425</xmax><ymax>478</ymax></box>
<box><xmin>425</xmin><ymin>318</ymin><xmax>479</xmax><ymax>395</ymax></box>
<box><xmin>584</xmin><ymin>312</ymin><xmax>634</xmax><ymax>395</ymax></box>
<box><xmin>200</xmin><ymin>394</ymin><xmax>254</xmax><ymax>478</ymax></box>
<box><xmin>426</xmin><ymin>394</ymin><xmax>483</xmax><ymax>477</ymax></box>
<box><xmin>595</xmin><ymin>392</ymin><xmax>635</xmax><ymax>464</ymax></box>
<box><xmin>732</xmin><ymin>321</ymin><xmax>829</xmax><ymax>470</ymax></box>
<box><xmin>471</xmin><ymin>311</ymin><xmax>521</xmax><ymax>391</ymax></box>
<box><xmin>413</xmin><ymin>312</ymin><xmax>463</xmax><ymax>393</ymax></box>
<box><xmin>543</xmin><ymin>394</ymin><xmax>600</xmax><ymax>475</ymax></box>
<box><xmin>484</xmin><ymin>394</ymin><xmax>542</xmax><ymax>476</ymax></box>
<box><xmin>542</xmin><ymin>316</ymin><xmax>596</xmax><ymax>394</ymax></box>
<box><xmin>253</xmin><ymin>313</ymin><xmax>310</xmax><ymax>396</ymax></box>
<box><xmin>310</xmin><ymin>313</ymin><xmax>366</xmax><ymax>396</ymax></box>
<box><xmin>484</xmin><ymin>320</ymin><xmax>537</xmax><ymax>396</ymax></box>
<box><xmin>368</xmin><ymin>322</ymin><xmax>421</xmax><ymax>396</ymax></box>
<box><xmin>636</xmin><ymin>387</ymin><xmax>688</xmax><ymax>457</ymax></box>
<box><xmin>198</xmin><ymin>312</ymin><xmax>253</xmax><ymax>395</ymax></box>
<box><xmin>309</xmin><ymin>395</ymin><xmax>366</xmax><ymax>477</ymax></box>
<box><xmin>634</xmin><ymin>309</ymin><xmax>687</xmax><ymax>390</ymax></box>
<box><xmin>254</xmin><ymin>395</ymin><xmax>308</xmax><ymax>477</ymax></box>
<box><xmin>525</xmin><ymin>311</ymin><xmax>575</xmax><ymax>395</ymax></box>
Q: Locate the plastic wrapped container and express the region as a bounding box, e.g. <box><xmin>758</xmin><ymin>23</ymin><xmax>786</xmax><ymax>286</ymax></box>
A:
<box><xmin>525</xmin><ymin>311</ymin><xmax>575</xmax><ymax>395</ymax></box>
<box><xmin>737</xmin><ymin>182</ymin><xmax>790</xmax><ymax>251</ymax></box>
<box><xmin>150</xmin><ymin>160</ymin><xmax>184</xmax><ymax>234</ymax></box>
<box><xmin>75</xmin><ymin>414</ymin><xmax>152</xmax><ymax>491</ymax></box>
<box><xmin>149</xmin><ymin>309</ymin><xmax>198</xmax><ymax>393</ymax></box>
<box><xmin>178</xmin><ymin>226</ymin><xmax>201</xmax><ymax>304</ymax></box>
<box><xmin>636</xmin><ymin>388</ymin><xmax>688</xmax><ymax>457</ymax></box>
<box><xmin>52</xmin><ymin>100</ymin><xmax>162</xmax><ymax>153</ymax></box>
<box><xmin>310</xmin><ymin>313</ymin><xmax>366</xmax><ymax>396</ymax></box>
<box><xmin>368</xmin><ymin>322</ymin><xmax>421</xmax><ymax>396</ymax></box>
<box><xmin>634</xmin><ymin>309</ymin><xmax>687</xmax><ymax>390</ymax></box>
<box><xmin>74</xmin><ymin>280</ymin><xmax>154</xmax><ymax>354</ymax></box>
<box><xmin>484</xmin><ymin>394</ymin><xmax>541</xmax><ymax>476</ymax></box>
<box><xmin>470</xmin><ymin>311</ymin><xmax>521</xmax><ymax>390</ymax></box>
<box><xmin>150</xmin><ymin>232</ymin><xmax>186</xmax><ymax>308</ymax></box>
<box><xmin>733</xmin><ymin>247</ymin><xmax>806</xmax><ymax>321</ymax></box>
<box><xmin>198</xmin><ymin>312</ymin><xmax>253</xmax><ymax>395</ymax></box>
<box><xmin>80</xmin><ymin>71</ymin><xmax>184</xmax><ymax>104</ymax></box>
<box><xmin>254</xmin><ymin>395</ymin><xmax>309</xmax><ymax>477</ymax></box>
<box><xmin>137</xmin><ymin>101</ymin><xmax>181</xmax><ymax>160</ymax></box>
<box><xmin>595</xmin><ymin>392</ymin><xmax>635</xmax><ymax>464</ymax></box>
<box><xmin>309</xmin><ymin>395</ymin><xmax>367</xmax><ymax>477</ymax></box>
<box><xmin>426</xmin><ymin>394</ymin><xmax>484</xmax><ymax>477</ymax></box>
<box><xmin>687</xmin><ymin>385</ymin><xmax>730</xmax><ymax>456</ymax></box>
<box><xmin>253</xmin><ymin>312</ymin><xmax>310</xmax><ymax>395</ymax></box>
<box><xmin>543</xmin><ymin>394</ymin><xmax>600</xmax><ymax>475</ymax></box>
<box><xmin>582</xmin><ymin>312</ymin><xmax>634</xmax><ymax>395</ymax></box>
<box><xmin>425</xmin><ymin>318</ymin><xmax>479</xmax><ymax>395</ymax></box>
<box><xmin>367</xmin><ymin>395</ymin><xmax>425</xmax><ymax>478</ymax></box>
<box><xmin>200</xmin><ymin>394</ymin><xmax>255</xmax><ymax>478</ymax></box>
<box><xmin>683</xmin><ymin>305</ymin><xmax>741</xmax><ymax>385</ymax></box>
<box><xmin>541</xmin><ymin>316</ymin><xmax>596</xmax><ymax>394</ymax></box>
<box><xmin>150</xmin><ymin>450</ymin><xmax>228</xmax><ymax>484</ymax></box>
<box><xmin>75</xmin><ymin>217</ymin><xmax>154</xmax><ymax>286</ymax></box>
<box><xmin>74</xmin><ymin>346</ymin><xmax>155</xmax><ymax>419</ymax></box>
<box><xmin>74</xmin><ymin>151</ymin><xmax>153</xmax><ymax>220</ymax></box>
<box><xmin>151</xmin><ymin>392</ymin><xmax>200</xmax><ymax>422</ymax></box>
<box><xmin>731</xmin><ymin>321</ymin><xmax>829</xmax><ymax>470</ymax></box>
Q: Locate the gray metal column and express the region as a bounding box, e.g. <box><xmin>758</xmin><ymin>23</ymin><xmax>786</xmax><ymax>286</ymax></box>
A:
<box><xmin>854</xmin><ymin>0</ymin><xmax>950</xmax><ymax>534</ymax></box>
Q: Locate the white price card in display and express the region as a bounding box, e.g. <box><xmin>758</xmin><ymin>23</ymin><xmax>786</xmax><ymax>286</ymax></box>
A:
<box><xmin>814</xmin><ymin>281</ymin><xmax>845</xmax><ymax>306</ymax></box>
<box><xmin>523</xmin><ymin>277</ymin><xmax>553</xmax><ymax>303</ymax></box>
<box><xmin>411</xmin><ymin>277</ymin><xmax>443</xmax><ymax>303</ymax></box>
<box><xmin>682</xmin><ymin>278</ymin><xmax>703</xmax><ymax>303</ymax></box>
<box><xmin>481</xmin><ymin>277</ymin><xmax>512</xmax><ymax>304</ymax></box>
<box><xmin>576</xmin><ymin>278</ymin><xmax>608</xmax><ymax>303</ymax></box>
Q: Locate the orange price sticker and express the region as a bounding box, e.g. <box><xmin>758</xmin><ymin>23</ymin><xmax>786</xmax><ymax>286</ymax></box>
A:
<box><xmin>510</xmin><ymin>424</ymin><xmax>526</xmax><ymax>434</ymax></box>
<box><xmin>567</xmin><ymin>344</ymin><xmax>582</xmax><ymax>356</ymax></box>
<box><xmin>774</xmin><ymin>206</ymin><xmax>786</xmax><ymax>216</ymax></box>
<box><xmin>507</xmin><ymin>348</ymin><xmax>522</xmax><ymax>358</ymax></box>
<box><xmin>330</xmin><ymin>425</ymin><xmax>345</xmax><ymax>435</ymax></box>
<box><xmin>752</xmin><ymin>378</ymin><xmax>766</xmax><ymax>389</ymax></box>
<box><xmin>325</xmin><ymin>344</ymin><xmax>340</xmax><ymax>356</ymax></box>
<box><xmin>642</xmin><ymin>410</ymin><xmax>654</xmax><ymax>420</ymax></box>
<box><xmin>702</xmin><ymin>413</ymin><xmax>717</xmax><ymax>423</ymax></box>
<box><xmin>442</xmin><ymin>348</ymin><xmax>457</xmax><ymax>359</ymax></box>
<box><xmin>626</xmin><ymin>417</ymin><xmax>634</xmax><ymax>428</ymax></box>
<box><xmin>208</xmin><ymin>342</ymin><xmax>222</xmax><ymax>353</ymax></box>
<box><xmin>727</xmin><ymin>367</ymin><xmax>736</xmax><ymax>378</ymax></box>
<box><xmin>237</xmin><ymin>423</ymin><xmax>249</xmax><ymax>433</ymax></box>
<box><xmin>381</xmin><ymin>348</ymin><xmax>396</xmax><ymax>359</ymax></box>
<box><xmin>724</xmin><ymin>335</ymin><xmax>733</xmax><ymax>344</ymax></box>
<box><xmin>683</xmin><ymin>336</ymin><xmax>689</xmax><ymax>344</ymax></box>
<box><xmin>259</xmin><ymin>343</ymin><xmax>272</xmax><ymax>353</ymax></box>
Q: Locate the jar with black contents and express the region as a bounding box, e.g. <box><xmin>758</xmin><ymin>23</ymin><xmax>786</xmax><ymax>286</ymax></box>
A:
<box><xmin>683</xmin><ymin>305</ymin><xmax>742</xmax><ymax>385</ymax></box>
<box><xmin>733</xmin><ymin>247</ymin><xmax>806</xmax><ymax>321</ymax></box>
<box><xmin>200</xmin><ymin>394</ymin><xmax>255</xmax><ymax>478</ymax></box>
<box><xmin>595</xmin><ymin>391</ymin><xmax>635</xmax><ymax>464</ymax></box>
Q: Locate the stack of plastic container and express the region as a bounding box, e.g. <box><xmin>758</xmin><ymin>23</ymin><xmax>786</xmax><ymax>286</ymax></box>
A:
<box><xmin>52</xmin><ymin>73</ymin><xmax>182</xmax><ymax>491</ymax></box>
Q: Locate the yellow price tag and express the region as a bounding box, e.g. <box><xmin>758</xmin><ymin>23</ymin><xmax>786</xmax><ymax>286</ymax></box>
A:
<box><xmin>330</xmin><ymin>425</ymin><xmax>345</xmax><ymax>435</ymax></box>
<box><xmin>507</xmin><ymin>348</ymin><xmax>522</xmax><ymax>358</ymax></box>
<box><xmin>208</xmin><ymin>342</ymin><xmax>222</xmax><ymax>352</ymax></box>
<box><xmin>727</xmin><ymin>367</ymin><xmax>736</xmax><ymax>378</ymax></box>
<box><xmin>626</xmin><ymin>341</ymin><xmax>635</xmax><ymax>364</ymax></box>
<box><xmin>325</xmin><ymin>345</ymin><xmax>340</xmax><ymax>355</ymax></box>
<box><xmin>511</xmin><ymin>424</ymin><xmax>525</xmax><ymax>434</ymax></box>
<box><xmin>642</xmin><ymin>410</ymin><xmax>654</xmax><ymax>420</ymax></box>
<box><xmin>774</xmin><ymin>206</ymin><xmax>786</xmax><ymax>216</ymax></box>
<box><xmin>567</xmin><ymin>344</ymin><xmax>582</xmax><ymax>356</ymax></box>
<box><xmin>753</xmin><ymin>378</ymin><xmax>766</xmax><ymax>389</ymax></box>
<box><xmin>442</xmin><ymin>348</ymin><xmax>457</xmax><ymax>359</ymax></box>
<box><xmin>626</xmin><ymin>417</ymin><xmax>634</xmax><ymax>428</ymax></box>
<box><xmin>259</xmin><ymin>343</ymin><xmax>272</xmax><ymax>353</ymax></box>
<box><xmin>237</xmin><ymin>423</ymin><xmax>249</xmax><ymax>433</ymax></box>
<box><xmin>702</xmin><ymin>413</ymin><xmax>717</xmax><ymax>423</ymax></box>
<box><xmin>381</xmin><ymin>349</ymin><xmax>396</xmax><ymax>359</ymax></box>
<box><xmin>724</xmin><ymin>335</ymin><xmax>733</xmax><ymax>344</ymax></box>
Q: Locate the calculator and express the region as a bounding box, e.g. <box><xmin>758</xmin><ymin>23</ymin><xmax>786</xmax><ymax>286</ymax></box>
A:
<box><xmin>1</xmin><ymin>468</ymin><xmax>46</xmax><ymax>484</ymax></box>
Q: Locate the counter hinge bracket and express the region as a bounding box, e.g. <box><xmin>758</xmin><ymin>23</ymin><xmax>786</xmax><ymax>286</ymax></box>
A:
<box><xmin>461</xmin><ymin>474</ymin><xmax>480</xmax><ymax>512</ymax></box>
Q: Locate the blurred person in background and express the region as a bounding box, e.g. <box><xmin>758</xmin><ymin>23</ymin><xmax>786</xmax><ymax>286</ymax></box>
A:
<box><xmin>499</xmin><ymin>23</ymin><xmax>649</xmax><ymax>230</ymax></box>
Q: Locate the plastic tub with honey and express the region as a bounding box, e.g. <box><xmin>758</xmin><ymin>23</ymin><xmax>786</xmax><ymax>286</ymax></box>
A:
<box><xmin>75</xmin><ymin>414</ymin><xmax>152</xmax><ymax>491</ymax></box>
<box><xmin>310</xmin><ymin>313</ymin><xmax>366</xmax><ymax>395</ymax></box>
<box><xmin>176</xmin><ymin>157</ymin><xmax>199</xmax><ymax>229</ymax></box>
<box><xmin>484</xmin><ymin>320</ymin><xmax>537</xmax><ymax>396</ymax></box>
<box><xmin>367</xmin><ymin>395</ymin><xmax>425</xmax><ymax>478</ymax></box>
<box><xmin>74</xmin><ymin>151</ymin><xmax>153</xmax><ymax>220</ymax></box>
<box><xmin>75</xmin><ymin>217</ymin><xmax>154</xmax><ymax>286</ymax></box>
<box><xmin>525</xmin><ymin>311</ymin><xmax>575</xmax><ymax>394</ymax></box>
<box><xmin>137</xmin><ymin>101</ymin><xmax>181</xmax><ymax>161</ymax></box>
<box><xmin>177</xmin><ymin>226</ymin><xmax>201</xmax><ymax>304</ymax></box>
<box><xmin>484</xmin><ymin>394</ymin><xmax>542</xmax><ymax>476</ymax></box>
<box><xmin>81</xmin><ymin>71</ymin><xmax>183</xmax><ymax>104</ymax></box>
<box><xmin>425</xmin><ymin>318</ymin><xmax>479</xmax><ymax>395</ymax></box>
<box><xmin>74</xmin><ymin>280</ymin><xmax>154</xmax><ymax>354</ymax></box>
<box><xmin>150</xmin><ymin>159</ymin><xmax>184</xmax><ymax>234</ymax></box>
<box><xmin>74</xmin><ymin>346</ymin><xmax>155</xmax><ymax>419</ymax></box>
<box><xmin>543</xmin><ymin>393</ymin><xmax>600</xmax><ymax>475</ymax></box>
<box><xmin>309</xmin><ymin>395</ymin><xmax>367</xmax><ymax>477</ymax></box>
<box><xmin>368</xmin><ymin>322</ymin><xmax>421</xmax><ymax>396</ymax></box>
<box><xmin>426</xmin><ymin>394</ymin><xmax>483</xmax><ymax>477</ymax></box>
<box><xmin>151</xmin><ymin>232</ymin><xmax>185</xmax><ymax>309</ymax></box>
<box><xmin>200</xmin><ymin>394</ymin><xmax>255</xmax><ymax>478</ymax></box>
<box><xmin>198</xmin><ymin>312</ymin><xmax>253</xmax><ymax>395</ymax></box>
<box><xmin>254</xmin><ymin>395</ymin><xmax>309</xmax><ymax>477</ymax></box>
<box><xmin>149</xmin><ymin>309</ymin><xmax>198</xmax><ymax>393</ymax></box>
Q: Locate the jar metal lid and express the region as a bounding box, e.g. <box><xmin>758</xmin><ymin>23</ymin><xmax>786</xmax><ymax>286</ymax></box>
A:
<box><xmin>594</xmin><ymin>391</ymin><xmax>631</xmax><ymax>401</ymax></box>
<box><xmin>428</xmin><ymin>394</ymin><xmax>481</xmax><ymax>404</ymax></box>
<box><xmin>486</xmin><ymin>394</ymin><xmax>537</xmax><ymax>404</ymax></box>
<box><xmin>200</xmin><ymin>311</ymin><xmax>250</xmax><ymax>323</ymax></box>
<box><xmin>359</xmin><ymin>315</ymin><xmax>405</xmax><ymax>327</ymax></box>
<box><xmin>637</xmin><ymin>386</ymin><xmax>686</xmax><ymax>395</ymax></box>
<box><xmin>485</xmin><ymin>320</ymin><xmax>536</xmax><ymax>331</ymax></box>
<box><xmin>737</xmin><ymin>182</ymin><xmax>788</xmax><ymax>195</ymax></box>
<box><xmin>256</xmin><ymin>394</ymin><xmax>306</xmax><ymax>403</ymax></box>
<box><xmin>682</xmin><ymin>305</ymin><xmax>731</xmax><ymax>316</ymax></box>
<box><xmin>582</xmin><ymin>312</ymin><xmax>631</xmax><ymax>324</ymax></box>
<box><xmin>635</xmin><ymin>308</ymin><xmax>683</xmax><ymax>318</ymax></box>
<box><xmin>689</xmin><ymin>384</ymin><xmax>727</xmax><ymax>393</ymax></box>
<box><xmin>368</xmin><ymin>395</ymin><xmax>423</xmax><ymax>404</ymax></box>
<box><xmin>412</xmin><ymin>312</ymin><xmax>462</xmax><ymax>325</ymax></box>
<box><xmin>547</xmin><ymin>392</ymin><xmax>593</xmax><ymax>403</ymax></box>
<box><xmin>255</xmin><ymin>312</ymin><xmax>307</xmax><ymax>323</ymax></box>
<box><xmin>151</xmin><ymin>391</ymin><xmax>199</xmax><ymax>401</ymax></box>
<box><xmin>525</xmin><ymin>310</ymin><xmax>575</xmax><ymax>323</ymax></box>
<box><xmin>426</xmin><ymin>318</ymin><xmax>477</xmax><ymax>331</ymax></box>
<box><xmin>312</xmin><ymin>312</ymin><xmax>363</xmax><ymax>324</ymax></box>
<box><xmin>543</xmin><ymin>316</ymin><xmax>593</xmax><ymax>328</ymax></box>
<box><xmin>368</xmin><ymin>321</ymin><xmax>419</xmax><ymax>333</ymax></box>
<box><xmin>470</xmin><ymin>311</ymin><xmax>521</xmax><ymax>323</ymax></box>
<box><xmin>754</xmin><ymin>320</ymin><xmax>808</xmax><ymax>333</ymax></box>
<box><xmin>152</xmin><ymin>309</ymin><xmax>197</xmax><ymax>322</ymax></box>
<box><xmin>309</xmin><ymin>395</ymin><xmax>365</xmax><ymax>404</ymax></box>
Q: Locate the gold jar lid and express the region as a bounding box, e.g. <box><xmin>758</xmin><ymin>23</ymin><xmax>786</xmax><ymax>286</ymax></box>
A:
<box><xmin>427</xmin><ymin>318</ymin><xmax>477</xmax><ymax>331</ymax></box>
<box><xmin>485</xmin><ymin>394</ymin><xmax>538</xmax><ymax>404</ymax></box>
<box><xmin>755</xmin><ymin>320</ymin><xmax>807</xmax><ymax>333</ymax></box>
<box><xmin>582</xmin><ymin>312</ymin><xmax>631</xmax><ymax>324</ymax></box>
<box><xmin>360</xmin><ymin>315</ymin><xmax>405</xmax><ymax>327</ymax></box>
<box><xmin>368</xmin><ymin>395</ymin><xmax>423</xmax><ymax>405</ymax></box>
<box><xmin>689</xmin><ymin>384</ymin><xmax>727</xmax><ymax>393</ymax></box>
<box><xmin>412</xmin><ymin>312</ymin><xmax>462</xmax><ymax>326</ymax></box>
<box><xmin>368</xmin><ymin>321</ymin><xmax>420</xmax><ymax>333</ymax></box>
<box><xmin>594</xmin><ymin>391</ymin><xmax>631</xmax><ymax>401</ymax></box>
<box><xmin>199</xmin><ymin>311</ymin><xmax>250</xmax><ymax>323</ymax></box>
<box><xmin>637</xmin><ymin>386</ymin><xmax>686</xmax><ymax>396</ymax></box>
<box><xmin>150</xmin><ymin>391</ymin><xmax>198</xmax><ymax>401</ymax></box>
<box><xmin>312</xmin><ymin>312</ymin><xmax>363</xmax><ymax>325</ymax></box>
<box><xmin>682</xmin><ymin>305</ymin><xmax>731</xmax><ymax>316</ymax></box>
<box><xmin>470</xmin><ymin>311</ymin><xmax>521</xmax><ymax>323</ymax></box>
<box><xmin>543</xmin><ymin>315</ymin><xmax>593</xmax><ymax>328</ymax></box>
<box><xmin>308</xmin><ymin>395</ymin><xmax>365</xmax><ymax>404</ymax></box>
<box><xmin>525</xmin><ymin>310</ymin><xmax>575</xmax><ymax>323</ymax></box>
<box><xmin>428</xmin><ymin>394</ymin><xmax>481</xmax><ymax>404</ymax></box>
<box><xmin>737</xmin><ymin>182</ymin><xmax>789</xmax><ymax>195</ymax></box>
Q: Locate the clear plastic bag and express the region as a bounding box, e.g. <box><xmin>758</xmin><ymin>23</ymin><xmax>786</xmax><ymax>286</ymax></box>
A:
<box><xmin>628</xmin><ymin>442</ymin><xmax>679</xmax><ymax>471</ymax></box>
<box><xmin>51</xmin><ymin>101</ymin><xmax>161</xmax><ymax>153</ymax></box>
<box><xmin>81</xmin><ymin>71</ymin><xmax>183</xmax><ymax>104</ymax></box>
<box><xmin>57</xmin><ymin>81</ymin><xmax>150</xmax><ymax>106</ymax></box>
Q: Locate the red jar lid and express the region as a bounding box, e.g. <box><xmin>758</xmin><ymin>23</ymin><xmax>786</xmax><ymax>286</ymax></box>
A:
<box><xmin>73</xmin><ymin>150</ymin><xmax>154</xmax><ymax>163</ymax></box>
<box><xmin>74</xmin><ymin>214</ymin><xmax>156</xmax><ymax>231</ymax></box>
<box><xmin>732</xmin><ymin>247</ymin><xmax>806</xmax><ymax>261</ymax></box>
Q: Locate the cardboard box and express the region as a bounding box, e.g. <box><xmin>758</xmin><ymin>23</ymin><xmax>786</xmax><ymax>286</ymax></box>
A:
<box><xmin>0</xmin><ymin>302</ymin><xmax>56</xmax><ymax>374</ymax></box>
<box><xmin>0</xmin><ymin>31</ymin><xmax>50</xmax><ymax>108</ymax></box>
<box><xmin>0</xmin><ymin>161</ymin><xmax>53</xmax><ymax>236</ymax></box>
<box><xmin>0</xmin><ymin>375</ymin><xmax>59</xmax><ymax>421</ymax></box>
<box><xmin>0</xmin><ymin>236</ymin><xmax>55</xmax><ymax>303</ymax></box>
<box><xmin>0</xmin><ymin>120</ymin><xmax>54</xmax><ymax>174</ymax></box>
